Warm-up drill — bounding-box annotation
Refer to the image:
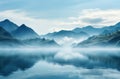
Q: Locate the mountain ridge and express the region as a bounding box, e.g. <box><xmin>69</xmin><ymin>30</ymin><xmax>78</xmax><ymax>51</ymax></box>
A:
<box><xmin>0</xmin><ymin>19</ymin><xmax>18</xmax><ymax>32</ymax></box>
<box><xmin>76</xmin><ymin>30</ymin><xmax>120</xmax><ymax>47</ymax></box>
<box><xmin>0</xmin><ymin>19</ymin><xmax>59</xmax><ymax>47</ymax></box>
<box><xmin>12</xmin><ymin>24</ymin><xmax>39</xmax><ymax>40</ymax></box>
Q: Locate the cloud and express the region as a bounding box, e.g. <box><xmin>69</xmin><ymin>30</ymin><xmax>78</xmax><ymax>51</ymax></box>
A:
<box><xmin>0</xmin><ymin>49</ymin><xmax>120</xmax><ymax>79</ymax></box>
<box><xmin>61</xmin><ymin>9</ymin><xmax>120</xmax><ymax>27</ymax></box>
<box><xmin>0</xmin><ymin>10</ymin><xmax>62</xmax><ymax>34</ymax></box>
<box><xmin>45</xmin><ymin>49</ymin><xmax>120</xmax><ymax>70</ymax></box>
<box><xmin>56</xmin><ymin>37</ymin><xmax>86</xmax><ymax>45</ymax></box>
<box><xmin>1</xmin><ymin>60</ymin><xmax>120</xmax><ymax>79</ymax></box>
<box><xmin>0</xmin><ymin>9</ymin><xmax>120</xmax><ymax>34</ymax></box>
<box><xmin>81</xmin><ymin>18</ymin><xmax>104</xmax><ymax>24</ymax></box>
<box><xmin>54</xmin><ymin>50</ymin><xmax>88</xmax><ymax>61</ymax></box>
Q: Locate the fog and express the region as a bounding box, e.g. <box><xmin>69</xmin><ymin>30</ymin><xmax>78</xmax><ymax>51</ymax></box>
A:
<box><xmin>56</xmin><ymin>37</ymin><xmax>87</xmax><ymax>46</ymax></box>
<box><xmin>0</xmin><ymin>46</ymin><xmax>120</xmax><ymax>79</ymax></box>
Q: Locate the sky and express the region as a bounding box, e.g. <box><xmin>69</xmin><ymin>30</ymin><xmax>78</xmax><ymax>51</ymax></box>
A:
<box><xmin>0</xmin><ymin>0</ymin><xmax>120</xmax><ymax>34</ymax></box>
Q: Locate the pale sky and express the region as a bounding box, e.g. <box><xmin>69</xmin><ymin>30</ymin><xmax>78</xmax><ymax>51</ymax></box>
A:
<box><xmin>0</xmin><ymin>0</ymin><xmax>120</xmax><ymax>35</ymax></box>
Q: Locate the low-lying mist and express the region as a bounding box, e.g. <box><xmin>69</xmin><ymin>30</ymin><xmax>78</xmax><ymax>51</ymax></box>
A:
<box><xmin>0</xmin><ymin>46</ymin><xmax>120</xmax><ymax>79</ymax></box>
<box><xmin>56</xmin><ymin>37</ymin><xmax>87</xmax><ymax>46</ymax></box>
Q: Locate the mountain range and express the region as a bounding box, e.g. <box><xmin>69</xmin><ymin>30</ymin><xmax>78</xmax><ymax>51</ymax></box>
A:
<box><xmin>0</xmin><ymin>19</ymin><xmax>39</xmax><ymax>40</ymax></box>
<box><xmin>0</xmin><ymin>19</ymin><xmax>18</xmax><ymax>32</ymax></box>
<box><xmin>73</xmin><ymin>26</ymin><xmax>101</xmax><ymax>35</ymax></box>
<box><xmin>76</xmin><ymin>30</ymin><xmax>120</xmax><ymax>47</ymax></box>
<box><xmin>0</xmin><ymin>27</ymin><xmax>12</xmax><ymax>39</ymax></box>
<box><xmin>42</xmin><ymin>22</ymin><xmax>120</xmax><ymax>46</ymax></box>
<box><xmin>12</xmin><ymin>24</ymin><xmax>39</xmax><ymax>40</ymax></box>
<box><xmin>0</xmin><ymin>26</ymin><xmax>22</xmax><ymax>47</ymax></box>
<box><xmin>73</xmin><ymin>22</ymin><xmax>120</xmax><ymax>36</ymax></box>
<box><xmin>0</xmin><ymin>19</ymin><xmax>58</xmax><ymax>47</ymax></box>
<box><xmin>0</xmin><ymin>19</ymin><xmax>120</xmax><ymax>47</ymax></box>
<box><xmin>42</xmin><ymin>30</ymin><xmax>89</xmax><ymax>40</ymax></box>
<box><xmin>42</xmin><ymin>22</ymin><xmax>120</xmax><ymax>39</ymax></box>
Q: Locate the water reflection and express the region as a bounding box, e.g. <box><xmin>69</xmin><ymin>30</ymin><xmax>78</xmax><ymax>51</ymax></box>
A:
<box><xmin>0</xmin><ymin>48</ymin><xmax>120</xmax><ymax>79</ymax></box>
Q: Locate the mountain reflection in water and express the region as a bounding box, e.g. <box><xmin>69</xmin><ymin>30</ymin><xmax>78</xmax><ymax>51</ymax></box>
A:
<box><xmin>0</xmin><ymin>48</ymin><xmax>120</xmax><ymax>79</ymax></box>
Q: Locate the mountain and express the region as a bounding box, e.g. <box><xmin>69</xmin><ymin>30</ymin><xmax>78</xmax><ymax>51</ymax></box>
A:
<box><xmin>1</xmin><ymin>19</ymin><xmax>120</xmax><ymax>47</ymax></box>
<box><xmin>0</xmin><ymin>27</ymin><xmax>22</xmax><ymax>47</ymax></box>
<box><xmin>76</xmin><ymin>30</ymin><xmax>120</xmax><ymax>47</ymax></box>
<box><xmin>0</xmin><ymin>19</ymin><xmax>39</xmax><ymax>40</ymax></box>
<box><xmin>101</xmin><ymin>22</ymin><xmax>120</xmax><ymax>34</ymax></box>
<box><xmin>0</xmin><ymin>26</ymin><xmax>58</xmax><ymax>47</ymax></box>
<box><xmin>73</xmin><ymin>22</ymin><xmax>120</xmax><ymax>37</ymax></box>
<box><xmin>0</xmin><ymin>27</ymin><xmax>12</xmax><ymax>39</ymax></box>
<box><xmin>100</xmin><ymin>29</ymin><xmax>111</xmax><ymax>35</ymax></box>
<box><xmin>73</xmin><ymin>26</ymin><xmax>94</xmax><ymax>32</ymax></box>
<box><xmin>0</xmin><ymin>19</ymin><xmax>59</xmax><ymax>47</ymax></box>
<box><xmin>42</xmin><ymin>30</ymin><xmax>89</xmax><ymax>40</ymax></box>
<box><xmin>23</xmin><ymin>38</ymin><xmax>59</xmax><ymax>47</ymax></box>
<box><xmin>73</xmin><ymin>26</ymin><xmax>102</xmax><ymax>36</ymax></box>
<box><xmin>12</xmin><ymin>24</ymin><xmax>39</xmax><ymax>40</ymax></box>
<box><xmin>0</xmin><ymin>19</ymin><xmax>18</xmax><ymax>32</ymax></box>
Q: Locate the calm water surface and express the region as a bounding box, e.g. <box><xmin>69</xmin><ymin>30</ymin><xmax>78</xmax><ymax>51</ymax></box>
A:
<box><xmin>0</xmin><ymin>48</ymin><xmax>120</xmax><ymax>79</ymax></box>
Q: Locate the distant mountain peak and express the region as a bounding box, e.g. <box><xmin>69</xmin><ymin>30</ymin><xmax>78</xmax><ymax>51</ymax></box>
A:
<box><xmin>2</xmin><ymin>19</ymin><xmax>14</xmax><ymax>24</ymax></box>
<box><xmin>0</xmin><ymin>19</ymin><xmax>18</xmax><ymax>32</ymax></box>
<box><xmin>20</xmin><ymin>24</ymin><xmax>27</xmax><ymax>27</ymax></box>
<box><xmin>73</xmin><ymin>27</ymin><xmax>81</xmax><ymax>30</ymax></box>
<box><xmin>18</xmin><ymin>24</ymin><xmax>35</xmax><ymax>33</ymax></box>
<box><xmin>12</xmin><ymin>24</ymin><xmax>39</xmax><ymax>40</ymax></box>
<box><xmin>4</xmin><ymin>19</ymin><xmax>10</xmax><ymax>22</ymax></box>
<box><xmin>83</xmin><ymin>25</ymin><xmax>94</xmax><ymax>29</ymax></box>
<box><xmin>19</xmin><ymin>24</ymin><xmax>34</xmax><ymax>31</ymax></box>
<box><xmin>115</xmin><ymin>22</ymin><xmax>120</xmax><ymax>26</ymax></box>
<box><xmin>20</xmin><ymin>24</ymin><xmax>29</xmax><ymax>28</ymax></box>
<box><xmin>59</xmin><ymin>30</ymin><xmax>71</xmax><ymax>33</ymax></box>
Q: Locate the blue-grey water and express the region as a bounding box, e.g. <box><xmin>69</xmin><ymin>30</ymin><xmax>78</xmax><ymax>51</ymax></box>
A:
<box><xmin>0</xmin><ymin>48</ymin><xmax>120</xmax><ymax>79</ymax></box>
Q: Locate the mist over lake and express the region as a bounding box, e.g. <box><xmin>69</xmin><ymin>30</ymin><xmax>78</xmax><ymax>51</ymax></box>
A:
<box><xmin>0</xmin><ymin>47</ymin><xmax>120</xmax><ymax>79</ymax></box>
<box><xmin>0</xmin><ymin>0</ymin><xmax>120</xmax><ymax>79</ymax></box>
<box><xmin>0</xmin><ymin>19</ymin><xmax>120</xmax><ymax>79</ymax></box>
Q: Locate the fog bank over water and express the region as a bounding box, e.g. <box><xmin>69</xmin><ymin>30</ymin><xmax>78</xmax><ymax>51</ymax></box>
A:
<box><xmin>0</xmin><ymin>47</ymin><xmax>120</xmax><ymax>79</ymax></box>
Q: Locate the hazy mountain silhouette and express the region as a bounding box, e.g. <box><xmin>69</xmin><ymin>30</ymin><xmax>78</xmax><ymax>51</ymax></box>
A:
<box><xmin>73</xmin><ymin>22</ymin><xmax>120</xmax><ymax>36</ymax></box>
<box><xmin>73</xmin><ymin>26</ymin><xmax>102</xmax><ymax>36</ymax></box>
<box><xmin>0</xmin><ymin>19</ymin><xmax>120</xmax><ymax>47</ymax></box>
<box><xmin>0</xmin><ymin>19</ymin><xmax>59</xmax><ymax>47</ymax></box>
<box><xmin>12</xmin><ymin>24</ymin><xmax>39</xmax><ymax>40</ymax></box>
<box><xmin>0</xmin><ymin>27</ymin><xmax>12</xmax><ymax>39</ymax></box>
<box><xmin>77</xmin><ymin>30</ymin><xmax>120</xmax><ymax>47</ymax></box>
<box><xmin>0</xmin><ymin>27</ymin><xmax>22</xmax><ymax>47</ymax></box>
<box><xmin>102</xmin><ymin>22</ymin><xmax>120</xmax><ymax>33</ymax></box>
<box><xmin>23</xmin><ymin>38</ymin><xmax>59</xmax><ymax>47</ymax></box>
<box><xmin>42</xmin><ymin>30</ymin><xmax>89</xmax><ymax>40</ymax></box>
<box><xmin>0</xmin><ymin>19</ymin><xmax>18</xmax><ymax>32</ymax></box>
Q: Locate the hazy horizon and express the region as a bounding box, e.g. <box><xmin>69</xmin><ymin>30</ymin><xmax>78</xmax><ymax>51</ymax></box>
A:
<box><xmin>0</xmin><ymin>0</ymin><xmax>120</xmax><ymax>34</ymax></box>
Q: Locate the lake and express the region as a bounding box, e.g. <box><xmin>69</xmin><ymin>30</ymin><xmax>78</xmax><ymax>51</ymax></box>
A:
<box><xmin>0</xmin><ymin>47</ymin><xmax>120</xmax><ymax>79</ymax></box>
